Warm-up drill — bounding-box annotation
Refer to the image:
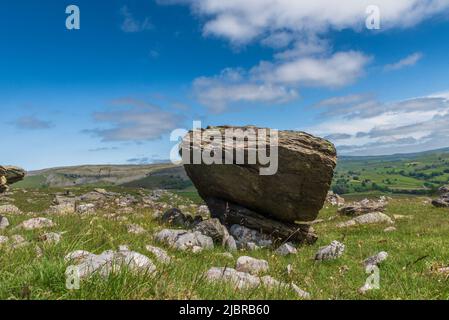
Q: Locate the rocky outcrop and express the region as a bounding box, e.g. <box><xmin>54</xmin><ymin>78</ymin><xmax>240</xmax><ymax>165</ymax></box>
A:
<box><xmin>432</xmin><ymin>186</ymin><xmax>449</xmax><ymax>208</ymax></box>
<box><xmin>182</xmin><ymin>126</ymin><xmax>336</xmax><ymax>244</ymax></box>
<box><xmin>0</xmin><ymin>166</ymin><xmax>26</xmax><ymax>193</ymax></box>
<box><xmin>338</xmin><ymin>197</ymin><xmax>388</xmax><ymax>216</ymax></box>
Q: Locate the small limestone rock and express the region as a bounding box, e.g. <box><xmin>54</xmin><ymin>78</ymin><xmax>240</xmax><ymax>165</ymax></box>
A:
<box><xmin>205</xmin><ymin>267</ymin><xmax>261</xmax><ymax>289</ymax></box>
<box><xmin>383</xmin><ymin>226</ymin><xmax>397</xmax><ymax>232</ymax></box>
<box><xmin>229</xmin><ymin>224</ymin><xmax>272</xmax><ymax>249</ymax></box>
<box><xmin>48</xmin><ymin>203</ymin><xmax>75</xmax><ymax>215</ymax></box>
<box><xmin>0</xmin><ymin>215</ymin><xmax>9</xmax><ymax>229</ymax></box>
<box><xmin>11</xmin><ymin>235</ymin><xmax>28</xmax><ymax>249</ymax></box>
<box><xmin>291</xmin><ymin>283</ymin><xmax>311</xmax><ymax>299</ymax></box>
<box><xmin>0</xmin><ymin>204</ymin><xmax>22</xmax><ymax>215</ymax></box>
<box><xmin>65</xmin><ymin>250</ymin><xmax>93</xmax><ymax>263</ymax></box>
<box><xmin>236</xmin><ymin>256</ymin><xmax>269</xmax><ymax>275</ymax></box>
<box><xmin>194</xmin><ymin>218</ymin><xmax>229</xmax><ymax>245</ymax></box>
<box><xmin>38</xmin><ymin>232</ymin><xmax>62</xmax><ymax>244</ymax></box>
<box><xmin>337</xmin><ymin>212</ymin><xmax>393</xmax><ymax>228</ymax></box>
<box><xmin>0</xmin><ymin>235</ymin><xmax>8</xmax><ymax>245</ymax></box>
<box><xmin>127</xmin><ymin>223</ymin><xmax>146</xmax><ymax>235</ymax></box>
<box><xmin>224</xmin><ymin>235</ymin><xmax>238</xmax><ymax>252</ymax></box>
<box><xmin>315</xmin><ymin>240</ymin><xmax>345</xmax><ymax>261</ymax></box>
<box><xmin>154</xmin><ymin>229</ymin><xmax>214</xmax><ymax>252</ymax></box>
<box><xmin>145</xmin><ymin>245</ymin><xmax>171</xmax><ymax>264</ymax></box>
<box><xmin>363</xmin><ymin>251</ymin><xmax>388</xmax><ymax>269</ymax></box>
<box><xmin>76</xmin><ymin>203</ymin><xmax>96</xmax><ymax>214</ymax></box>
<box><xmin>275</xmin><ymin>243</ymin><xmax>297</xmax><ymax>256</ymax></box>
<box><xmin>286</xmin><ymin>264</ymin><xmax>293</xmax><ymax>275</ymax></box>
<box><xmin>19</xmin><ymin>217</ymin><xmax>55</xmax><ymax>230</ymax></box>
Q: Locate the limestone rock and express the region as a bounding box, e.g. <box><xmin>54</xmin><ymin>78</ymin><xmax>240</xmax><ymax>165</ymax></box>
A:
<box><xmin>0</xmin><ymin>166</ymin><xmax>26</xmax><ymax>193</ymax></box>
<box><xmin>0</xmin><ymin>204</ymin><xmax>22</xmax><ymax>215</ymax></box>
<box><xmin>38</xmin><ymin>232</ymin><xmax>62</xmax><ymax>244</ymax></box>
<box><xmin>145</xmin><ymin>245</ymin><xmax>171</xmax><ymax>264</ymax></box>
<box><xmin>236</xmin><ymin>256</ymin><xmax>269</xmax><ymax>275</ymax></box>
<box><xmin>19</xmin><ymin>217</ymin><xmax>55</xmax><ymax>230</ymax></box>
<box><xmin>154</xmin><ymin>229</ymin><xmax>214</xmax><ymax>252</ymax></box>
<box><xmin>337</xmin><ymin>212</ymin><xmax>394</xmax><ymax>228</ymax></box>
<box><xmin>363</xmin><ymin>251</ymin><xmax>388</xmax><ymax>269</ymax></box>
<box><xmin>315</xmin><ymin>240</ymin><xmax>345</xmax><ymax>261</ymax></box>
<box><xmin>182</xmin><ymin>126</ymin><xmax>336</xmax><ymax>229</ymax></box>
<box><xmin>326</xmin><ymin>191</ymin><xmax>345</xmax><ymax>206</ymax></box>
<box><xmin>0</xmin><ymin>215</ymin><xmax>9</xmax><ymax>230</ymax></box>
<box><xmin>194</xmin><ymin>218</ymin><xmax>229</xmax><ymax>245</ymax></box>
<box><xmin>275</xmin><ymin>243</ymin><xmax>298</xmax><ymax>256</ymax></box>
<box><xmin>205</xmin><ymin>267</ymin><xmax>261</xmax><ymax>289</ymax></box>
<box><xmin>339</xmin><ymin>198</ymin><xmax>387</xmax><ymax>216</ymax></box>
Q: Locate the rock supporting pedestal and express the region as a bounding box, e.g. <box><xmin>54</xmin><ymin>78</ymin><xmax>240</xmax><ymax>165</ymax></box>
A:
<box><xmin>0</xmin><ymin>166</ymin><xmax>26</xmax><ymax>193</ymax></box>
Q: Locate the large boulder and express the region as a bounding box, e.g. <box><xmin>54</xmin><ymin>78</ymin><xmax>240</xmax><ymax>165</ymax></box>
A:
<box><xmin>0</xmin><ymin>166</ymin><xmax>26</xmax><ymax>193</ymax></box>
<box><xmin>182</xmin><ymin>126</ymin><xmax>336</xmax><ymax>230</ymax></box>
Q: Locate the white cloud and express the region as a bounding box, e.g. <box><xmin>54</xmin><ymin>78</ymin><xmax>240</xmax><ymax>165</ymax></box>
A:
<box><xmin>159</xmin><ymin>0</ymin><xmax>449</xmax><ymax>44</ymax></box>
<box><xmin>307</xmin><ymin>93</ymin><xmax>449</xmax><ymax>155</ymax></box>
<box><xmin>384</xmin><ymin>52</ymin><xmax>423</xmax><ymax>71</ymax></box>
<box><xmin>120</xmin><ymin>6</ymin><xmax>153</xmax><ymax>33</ymax></box>
<box><xmin>85</xmin><ymin>98</ymin><xmax>183</xmax><ymax>142</ymax></box>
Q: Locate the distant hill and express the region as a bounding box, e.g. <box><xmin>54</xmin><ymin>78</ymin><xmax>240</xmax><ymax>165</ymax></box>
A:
<box><xmin>334</xmin><ymin>147</ymin><xmax>449</xmax><ymax>195</ymax></box>
<box><xmin>14</xmin><ymin>163</ymin><xmax>193</xmax><ymax>190</ymax></box>
<box><xmin>13</xmin><ymin>147</ymin><xmax>449</xmax><ymax>195</ymax></box>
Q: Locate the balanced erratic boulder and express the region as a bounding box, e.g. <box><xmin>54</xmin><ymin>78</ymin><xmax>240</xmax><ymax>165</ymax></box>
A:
<box><xmin>0</xmin><ymin>166</ymin><xmax>26</xmax><ymax>193</ymax></box>
<box><xmin>182</xmin><ymin>126</ymin><xmax>337</xmax><ymax>244</ymax></box>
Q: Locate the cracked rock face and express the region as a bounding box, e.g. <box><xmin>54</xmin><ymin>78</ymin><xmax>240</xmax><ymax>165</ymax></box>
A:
<box><xmin>182</xmin><ymin>126</ymin><xmax>337</xmax><ymax>224</ymax></box>
<box><xmin>154</xmin><ymin>229</ymin><xmax>214</xmax><ymax>252</ymax></box>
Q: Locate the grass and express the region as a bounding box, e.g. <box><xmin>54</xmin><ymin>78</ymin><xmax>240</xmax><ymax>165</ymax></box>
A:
<box><xmin>1</xmin><ymin>187</ymin><xmax>449</xmax><ymax>300</ymax></box>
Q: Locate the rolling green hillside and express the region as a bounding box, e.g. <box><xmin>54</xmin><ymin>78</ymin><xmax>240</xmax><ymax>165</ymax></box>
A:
<box><xmin>12</xmin><ymin>147</ymin><xmax>449</xmax><ymax>196</ymax></box>
<box><xmin>332</xmin><ymin>148</ymin><xmax>449</xmax><ymax>195</ymax></box>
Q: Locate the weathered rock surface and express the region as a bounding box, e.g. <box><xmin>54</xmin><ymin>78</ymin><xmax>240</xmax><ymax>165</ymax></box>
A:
<box><xmin>315</xmin><ymin>240</ymin><xmax>345</xmax><ymax>261</ymax></box>
<box><xmin>161</xmin><ymin>208</ymin><xmax>202</xmax><ymax>228</ymax></box>
<box><xmin>363</xmin><ymin>251</ymin><xmax>388</xmax><ymax>269</ymax></box>
<box><xmin>194</xmin><ymin>218</ymin><xmax>229</xmax><ymax>245</ymax></box>
<box><xmin>154</xmin><ymin>229</ymin><xmax>214</xmax><ymax>252</ymax></box>
<box><xmin>338</xmin><ymin>197</ymin><xmax>387</xmax><ymax>216</ymax></box>
<box><xmin>275</xmin><ymin>243</ymin><xmax>298</xmax><ymax>256</ymax></box>
<box><xmin>0</xmin><ymin>215</ymin><xmax>9</xmax><ymax>230</ymax></box>
<box><xmin>182</xmin><ymin>126</ymin><xmax>336</xmax><ymax>243</ymax></box>
<box><xmin>19</xmin><ymin>217</ymin><xmax>55</xmax><ymax>230</ymax></box>
<box><xmin>326</xmin><ymin>191</ymin><xmax>345</xmax><ymax>206</ymax></box>
<box><xmin>0</xmin><ymin>166</ymin><xmax>26</xmax><ymax>193</ymax></box>
<box><xmin>65</xmin><ymin>248</ymin><xmax>156</xmax><ymax>279</ymax></box>
<box><xmin>236</xmin><ymin>256</ymin><xmax>269</xmax><ymax>275</ymax></box>
<box><xmin>337</xmin><ymin>212</ymin><xmax>394</xmax><ymax>228</ymax></box>
<box><xmin>39</xmin><ymin>232</ymin><xmax>62</xmax><ymax>244</ymax></box>
<box><xmin>0</xmin><ymin>204</ymin><xmax>22</xmax><ymax>215</ymax></box>
<box><xmin>145</xmin><ymin>245</ymin><xmax>171</xmax><ymax>264</ymax></box>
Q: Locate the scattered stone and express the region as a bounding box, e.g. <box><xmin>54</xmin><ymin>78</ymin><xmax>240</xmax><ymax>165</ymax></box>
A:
<box><xmin>161</xmin><ymin>208</ymin><xmax>201</xmax><ymax>228</ymax></box>
<box><xmin>0</xmin><ymin>235</ymin><xmax>8</xmax><ymax>245</ymax></box>
<box><xmin>339</xmin><ymin>198</ymin><xmax>387</xmax><ymax>216</ymax></box>
<box><xmin>326</xmin><ymin>191</ymin><xmax>345</xmax><ymax>206</ymax></box>
<box><xmin>19</xmin><ymin>217</ymin><xmax>55</xmax><ymax>230</ymax></box>
<box><xmin>0</xmin><ymin>204</ymin><xmax>22</xmax><ymax>215</ymax></box>
<box><xmin>337</xmin><ymin>212</ymin><xmax>394</xmax><ymax>228</ymax></box>
<box><xmin>154</xmin><ymin>229</ymin><xmax>214</xmax><ymax>252</ymax></box>
<box><xmin>315</xmin><ymin>240</ymin><xmax>345</xmax><ymax>261</ymax></box>
<box><xmin>383</xmin><ymin>226</ymin><xmax>397</xmax><ymax>232</ymax></box>
<box><xmin>286</xmin><ymin>264</ymin><xmax>293</xmax><ymax>275</ymax></box>
<box><xmin>275</xmin><ymin>243</ymin><xmax>298</xmax><ymax>256</ymax></box>
<box><xmin>127</xmin><ymin>223</ymin><xmax>146</xmax><ymax>235</ymax></box>
<box><xmin>363</xmin><ymin>251</ymin><xmax>388</xmax><ymax>269</ymax></box>
<box><xmin>48</xmin><ymin>203</ymin><xmax>75</xmax><ymax>215</ymax></box>
<box><xmin>76</xmin><ymin>203</ymin><xmax>96</xmax><ymax>214</ymax></box>
<box><xmin>229</xmin><ymin>224</ymin><xmax>272</xmax><ymax>250</ymax></box>
<box><xmin>197</xmin><ymin>205</ymin><xmax>210</xmax><ymax>215</ymax></box>
<box><xmin>65</xmin><ymin>249</ymin><xmax>156</xmax><ymax>279</ymax></box>
<box><xmin>0</xmin><ymin>215</ymin><xmax>9</xmax><ymax>229</ymax></box>
<box><xmin>65</xmin><ymin>250</ymin><xmax>93</xmax><ymax>263</ymax></box>
<box><xmin>194</xmin><ymin>218</ymin><xmax>229</xmax><ymax>245</ymax></box>
<box><xmin>11</xmin><ymin>235</ymin><xmax>28</xmax><ymax>249</ymax></box>
<box><xmin>38</xmin><ymin>232</ymin><xmax>62</xmax><ymax>244</ymax></box>
<box><xmin>205</xmin><ymin>267</ymin><xmax>261</xmax><ymax>289</ymax></box>
<box><xmin>291</xmin><ymin>283</ymin><xmax>311</xmax><ymax>299</ymax></box>
<box><xmin>393</xmin><ymin>214</ymin><xmax>413</xmax><ymax>220</ymax></box>
<box><xmin>236</xmin><ymin>256</ymin><xmax>269</xmax><ymax>275</ymax></box>
<box><xmin>145</xmin><ymin>245</ymin><xmax>171</xmax><ymax>264</ymax></box>
<box><xmin>224</xmin><ymin>235</ymin><xmax>238</xmax><ymax>252</ymax></box>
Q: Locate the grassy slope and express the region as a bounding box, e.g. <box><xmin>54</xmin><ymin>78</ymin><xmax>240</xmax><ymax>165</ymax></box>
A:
<box><xmin>1</xmin><ymin>187</ymin><xmax>449</xmax><ymax>299</ymax></box>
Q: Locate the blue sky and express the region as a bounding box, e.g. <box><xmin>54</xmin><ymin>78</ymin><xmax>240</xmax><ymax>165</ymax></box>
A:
<box><xmin>2</xmin><ymin>0</ymin><xmax>449</xmax><ymax>170</ymax></box>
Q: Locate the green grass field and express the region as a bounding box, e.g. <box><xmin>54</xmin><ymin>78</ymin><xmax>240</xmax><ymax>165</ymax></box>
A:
<box><xmin>1</xmin><ymin>187</ymin><xmax>449</xmax><ymax>300</ymax></box>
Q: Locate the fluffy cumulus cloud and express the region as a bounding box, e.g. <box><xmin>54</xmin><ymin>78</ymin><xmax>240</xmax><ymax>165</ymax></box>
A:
<box><xmin>158</xmin><ymin>0</ymin><xmax>449</xmax><ymax>111</ymax></box>
<box><xmin>307</xmin><ymin>93</ymin><xmax>449</xmax><ymax>155</ymax></box>
<box><xmin>85</xmin><ymin>98</ymin><xmax>184</xmax><ymax>142</ymax></box>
